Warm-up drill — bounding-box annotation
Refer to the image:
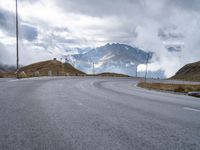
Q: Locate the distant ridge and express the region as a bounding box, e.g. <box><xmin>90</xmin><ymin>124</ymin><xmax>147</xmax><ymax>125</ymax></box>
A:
<box><xmin>171</xmin><ymin>61</ymin><xmax>200</xmax><ymax>81</ymax></box>
<box><xmin>0</xmin><ymin>64</ymin><xmax>16</xmax><ymax>73</ymax></box>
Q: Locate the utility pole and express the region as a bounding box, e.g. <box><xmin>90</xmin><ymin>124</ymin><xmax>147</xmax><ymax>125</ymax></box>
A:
<box><xmin>16</xmin><ymin>0</ymin><xmax>19</xmax><ymax>78</ymax></box>
<box><xmin>135</xmin><ymin>64</ymin><xmax>138</xmax><ymax>77</ymax></box>
<box><xmin>144</xmin><ymin>53</ymin><xmax>149</xmax><ymax>82</ymax></box>
<box><xmin>92</xmin><ymin>62</ymin><xmax>95</xmax><ymax>76</ymax></box>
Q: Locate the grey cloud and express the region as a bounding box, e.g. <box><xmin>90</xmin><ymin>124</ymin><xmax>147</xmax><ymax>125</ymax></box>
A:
<box><xmin>0</xmin><ymin>8</ymin><xmax>16</xmax><ymax>36</ymax></box>
<box><xmin>158</xmin><ymin>27</ymin><xmax>184</xmax><ymax>41</ymax></box>
<box><xmin>21</xmin><ymin>25</ymin><xmax>38</xmax><ymax>41</ymax></box>
<box><xmin>49</xmin><ymin>27</ymin><xmax>84</xmax><ymax>44</ymax></box>
<box><xmin>166</xmin><ymin>0</ymin><xmax>200</xmax><ymax>12</ymax></box>
<box><xmin>33</xmin><ymin>26</ymin><xmax>89</xmax><ymax>54</ymax></box>
<box><xmin>0</xmin><ymin>43</ymin><xmax>14</xmax><ymax>64</ymax></box>
<box><xmin>167</xmin><ymin>46</ymin><xmax>181</xmax><ymax>52</ymax></box>
<box><xmin>50</xmin><ymin>34</ymin><xmax>81</xmax><ymax>44</ymax></box>
<box><xmin>55</xmin><ymin>0</ymin><xmax>200</xmax><ymax>24</ymax></box>
<box><xmin>20</xmin><ymin>0</ymin><xmax>40</xmax><ymax>4</ymax></box>
<box><xmin>54</xmin><ymin>0</ymin><xmax>197</xmax><ymax>47</ymax></box>
<box><xmin>56</xmin><ymin>0</ymin><xmax>144</xmax><ymax>17</ymax></box>
<box><xmin>0</xmin><ymin>8</ymin><xmax>39</xmax><ymax>41</ymax></box>
<box><xmin>54</xmin><ymin>27</ymin><xmax>70</xmax><ymax>33</ymax></box>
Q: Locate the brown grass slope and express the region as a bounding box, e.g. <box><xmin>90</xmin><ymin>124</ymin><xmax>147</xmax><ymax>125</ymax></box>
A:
<box><xmin>0</xmin><ymin>72</ymin><xmax>15</xmax><ymax>78</ymax></box>
<box><xmin>19</xmin><ymin>60</ymin><xmax>85</xmax><ymax>77</ymax></box>
<box><xmin>138</xmin><ymin>82</ymin><xmax>200</xmax><ymax>93</ymax></box>
<box><xmin>96</xmin><ymin>72</ymin><xmax>129</xmax><ymax>77</ymax></box>
<box><xmin>171</xmin><ymin>61</ymin><xmax>200</xmax><ymax>81</ymax></box>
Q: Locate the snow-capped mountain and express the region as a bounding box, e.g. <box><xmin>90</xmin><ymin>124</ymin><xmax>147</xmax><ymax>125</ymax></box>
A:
<box><xmin>64</xmin><ymin>43</ymin><xmax>164</xmax><ymax>77</ymax></box>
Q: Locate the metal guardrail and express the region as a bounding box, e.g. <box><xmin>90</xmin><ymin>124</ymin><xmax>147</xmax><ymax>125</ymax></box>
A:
<box><xmin>188</xmin><ymin>92</ymin><xmax>200</xmax><ymax>98</ymax></box>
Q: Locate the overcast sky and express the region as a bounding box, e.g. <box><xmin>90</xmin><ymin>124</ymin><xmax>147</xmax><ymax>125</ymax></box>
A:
<box><xmin>0</xmin><ymin>0</ymin><xmax>200</xmax><ymax>77</ymax></box>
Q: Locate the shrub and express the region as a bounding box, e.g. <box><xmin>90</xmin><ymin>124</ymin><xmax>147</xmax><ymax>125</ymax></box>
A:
<box><xmin>174</xmin><ymin>86</ymin><xmax>185</xmax><ymax>92</ymax></box>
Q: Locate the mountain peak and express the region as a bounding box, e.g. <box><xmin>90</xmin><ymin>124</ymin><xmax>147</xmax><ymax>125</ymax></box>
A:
<box><xmin>65</xmin><ymin>43</ymin><xmax>156</xmax><ymax>77</ymax></box>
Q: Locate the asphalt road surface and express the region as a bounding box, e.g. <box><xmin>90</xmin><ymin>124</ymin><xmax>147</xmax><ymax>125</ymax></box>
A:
<box><xmin>0</xmin><ymin>77</ymin><xmax>200</xmax><ymax>150</ymax></box>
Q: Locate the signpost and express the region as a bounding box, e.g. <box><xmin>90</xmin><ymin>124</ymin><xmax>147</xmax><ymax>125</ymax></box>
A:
<box><xmin>92</xmin><ymin>62</ymin><xmax>95</xmax><ymax>76</ymax></box>
<box><xmin>16</xmin><ymin>0</ymin><xmax>19</xmax><ymax>78</ymax></box>
<box><xmin>144</xmin><ymin>53</ymin><xmax>150</xmax><ymax>82</ymax></box>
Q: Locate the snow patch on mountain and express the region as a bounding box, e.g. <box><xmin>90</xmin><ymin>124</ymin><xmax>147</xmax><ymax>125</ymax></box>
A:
<box><xmin>64</xmin><ymin>43</ymin><xmax>165</xmax><ymax>78</ymax></box>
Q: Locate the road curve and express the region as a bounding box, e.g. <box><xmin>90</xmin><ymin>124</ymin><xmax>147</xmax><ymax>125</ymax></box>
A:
<box><xmin>0</xmin><ymin>77</ymin><xmax>200</xmax><ymax>150</ymax></box>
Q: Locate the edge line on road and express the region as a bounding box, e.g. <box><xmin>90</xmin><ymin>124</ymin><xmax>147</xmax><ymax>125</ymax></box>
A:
<box><xmin>183</xmin><ymin>107</ymin><xmax>200</xmax><ymax>112</ymax></box>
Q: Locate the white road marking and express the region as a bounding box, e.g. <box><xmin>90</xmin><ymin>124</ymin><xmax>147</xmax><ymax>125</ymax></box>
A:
<box><xmin>8</xmin><ymin>78</ymin><xmax>34</xmax><ymax>82</ymax></box>
<box><xmin>8</xmin><ymin>79</ymin><xmax>20</xmax><ymax>82</ymax></box>
<box><xmin>72</xmin><ymin>99</ymin><xmax>88</xmax><ymax>109</ymax></box>
<box><xmin>7</xmin><ymin>77</ymin><xmax>65</xmax><ymax>82</ymax></box>
<box><xmin>183</xmin><ymin>107</ymin><xmax>200</xmax><ymax>112</ymax></box>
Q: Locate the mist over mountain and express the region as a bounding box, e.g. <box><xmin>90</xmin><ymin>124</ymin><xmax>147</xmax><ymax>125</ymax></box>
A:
<box><xmin>64</xmin><ymin>47</ymin><xmax>93</xmax><ymax>55</ymax></box>
<box><xmin>0</xmin><ymin>0</ymin><xmax>200</xmax><ymax>78</ymax></box>
<box><xmin>0</xmin><ymin>42</ymin><xmax>165</xmax><ymax>78</ymax></box>
<box><xmin>65</xmin><ymin>43</ymin><xmax>165</xmax><ymax>78</ymax></box>
<box><xmin>0</xmin><ymin>64</ymin><xmax>16</xmax><ymax>73</ymax></box>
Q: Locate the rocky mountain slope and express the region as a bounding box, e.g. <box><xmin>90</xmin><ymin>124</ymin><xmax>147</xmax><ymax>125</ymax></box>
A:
<box><xmin>65</xmin><ymin>43</ymin><xmax>154</xmax><ymax>76</ymax></box>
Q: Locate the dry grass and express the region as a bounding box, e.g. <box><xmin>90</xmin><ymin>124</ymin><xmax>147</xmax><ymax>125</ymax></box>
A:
<box><xmin>0</xmin><ymin>72</ymin><xmax>16</xmax><ymax>78</ymax></box>
<box><xmin>171</xmin><ymin>61</ymin><xmax>200</xmax><ymax>82</ymax></box>
<box><xmin>96</xmin><ymin>72</ymin><xmax>129</xmax><ymax>77</ymax></box>
<box><xmin>19</xmin><ymin>60</ymin><xmax>85</xmax><ymax>77</ymax></box>
<box><xmin>138</xmin><ymin>82</ymin><xmax>200</xmax><ymax>93</ymax></box>
<box><xmin>0</xmin><ymin>60</ymin><xmax>86</xmax><ymax>78</ymax></box>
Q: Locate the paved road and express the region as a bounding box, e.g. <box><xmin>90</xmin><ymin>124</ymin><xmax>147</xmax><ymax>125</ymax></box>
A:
<box><xmin>0</xmin><ymin>77</ymin><xmax>200</xmax><ymax>150</ymax></box>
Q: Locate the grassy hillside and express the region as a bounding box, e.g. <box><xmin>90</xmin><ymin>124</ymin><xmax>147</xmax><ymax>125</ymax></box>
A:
<box><xmin>18</xmin><ymin>60</ymin><xmax>85</xmax><ymax>77</ymax></box>
<box><xmin>171</xmin><ymin>61</ymin><xmax>200</xmax><ymax>81</ymax></box>
<box><xmin>0</xmin><ymin>72</ymin><xmax>15</xmax><ymax>78</ymax></box>
<box><xmin>96</xmin><ymin>72</ymin><xmax>129</xmax><ymax>77</ymax></box>
<box><xmin>0</xmin><ymin>60</ymin><xmax>85</xmax><ymax>78</ymax></box>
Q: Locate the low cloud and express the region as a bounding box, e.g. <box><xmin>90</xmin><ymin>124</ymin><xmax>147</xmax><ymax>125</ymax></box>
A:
<box><xmin>21</xmin><ymin>24</ymin><xmax>38</xmax><ymax>41</ymax></box>
<box><xmin>0</xmin><ymin>8</ymin><xmax>16</xmax><ymax>37</ymax></box>
<box><xmin>0</xmin><ymin>0</ymin><xmax>200</xmax><ymax>77</ymax></box>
